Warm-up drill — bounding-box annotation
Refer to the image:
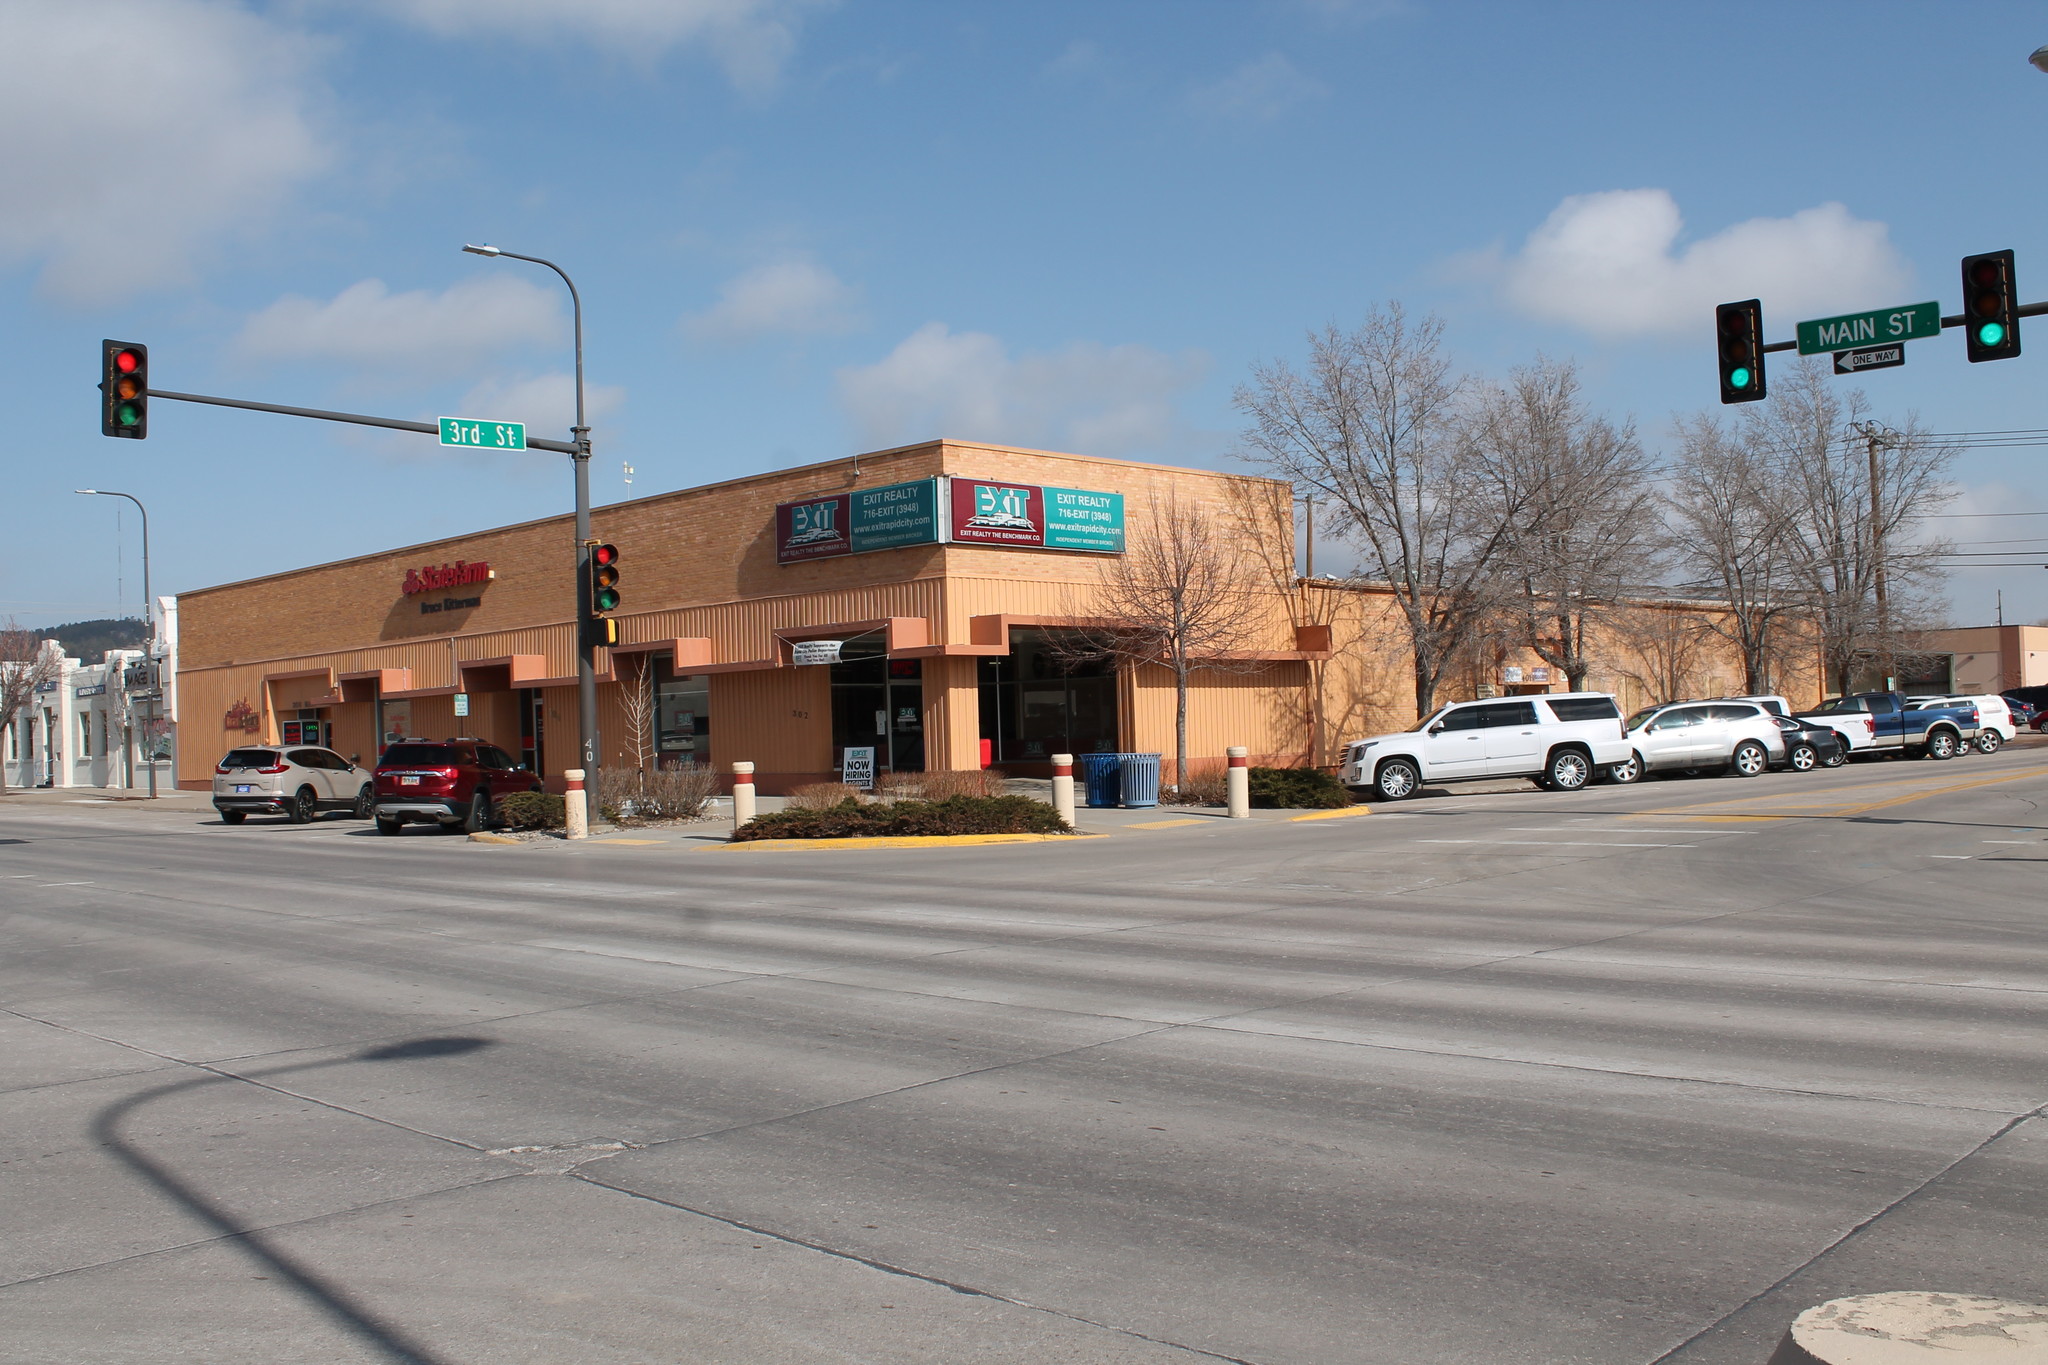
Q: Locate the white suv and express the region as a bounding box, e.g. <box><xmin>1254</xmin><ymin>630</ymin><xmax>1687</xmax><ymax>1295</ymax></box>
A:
<box><xmin>1610</xmin><ymin>700</ymin><xmax>1786</xmax><ymax>782</ymax></box>
<box><xmin>1909</xmin><ymin>694</ymin><xmax>2015</xmax><ymax>754</ymax></box>
<box><xmin>1341</xmin><ymin>693</ymin><xmax>1632</xmax><ymax>801</ymax></box>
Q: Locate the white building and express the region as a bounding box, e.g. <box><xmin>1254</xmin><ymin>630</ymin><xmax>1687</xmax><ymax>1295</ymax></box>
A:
<box><xmin>4</xmin><ymin>598</ymin><xmax>179</xmax><ymax>791</ymax></box>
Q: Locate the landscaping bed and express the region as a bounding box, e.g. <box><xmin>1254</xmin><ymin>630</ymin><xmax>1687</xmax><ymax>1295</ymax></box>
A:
<box><xmin>733</xmin><ymin>793</ymin><xmax>1072</xmax><ymax>842</ymax></box>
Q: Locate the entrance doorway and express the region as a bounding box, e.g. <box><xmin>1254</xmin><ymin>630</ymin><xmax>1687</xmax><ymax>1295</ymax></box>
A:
<box><xmin>828</xmin><ymin>640</ymin><xmax>922</xmax><ymax>775</ymax></box>
<box><xmin>977</xmin><ymin>628</ymin><xmax>1119</xmax><ymax>766</ymax></box>
<box><xmin>518</xmin><ymin>689</ymin><xmax>545</xmax><ymax>775</ymax></box>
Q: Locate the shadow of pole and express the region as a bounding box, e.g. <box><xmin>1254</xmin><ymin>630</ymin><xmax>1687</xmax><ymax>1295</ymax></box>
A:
<box><xmin>90</xmin><ymin>1036</ymin><xmax>495</xmax><ymax>1365</ymax></box>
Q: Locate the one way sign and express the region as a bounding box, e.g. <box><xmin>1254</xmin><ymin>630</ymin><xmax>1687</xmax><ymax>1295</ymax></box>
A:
<box><xmin>1834</xmin><ymin>344</ymin><xmax>1905</xmax><ymax>375</ymax></box>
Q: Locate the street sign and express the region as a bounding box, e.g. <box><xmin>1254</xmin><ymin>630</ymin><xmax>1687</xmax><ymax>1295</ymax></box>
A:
<box><xmin>1796</xmin><ymin>301</ymin><xmax>1941</xmax><ymax>356</ymax></box>
<box><xmin>1833</xmin><ymin>345</ymin><xmax>1906</xmax><ymax>375</ymax></box>
<box><xmin>454</xmin><ymin>692</ymin><xmax>469</xmax><ymax>717</ymax></box>
<box><xmin>437</xmin><ymin>416</ymin><xmax>526</xmax><ymax>450</ymax></box>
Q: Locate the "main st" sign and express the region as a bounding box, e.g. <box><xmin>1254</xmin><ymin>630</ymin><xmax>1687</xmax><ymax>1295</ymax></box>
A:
<box><xmin>1796</xmin><ymin>301</ymin><xmax>1942</xmax><ymax>357</ymax></box>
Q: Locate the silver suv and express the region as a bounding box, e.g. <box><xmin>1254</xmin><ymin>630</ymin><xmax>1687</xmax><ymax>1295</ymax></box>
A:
<box><xmin>1610</xmin><ymin>701</ymin><xmax>1787</xmax><ymax>783</ymax></box>
<box><xmin>213</xmin><ymin>746</ymin><xmax>373</xmax><ymax>825</ymax></box>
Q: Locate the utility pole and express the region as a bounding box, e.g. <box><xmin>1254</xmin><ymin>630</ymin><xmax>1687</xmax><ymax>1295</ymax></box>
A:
<box><xmin>1854</xmin><ymin>422</ymin><xmax>1900</xmax><ymax>689</ymax></box>
<box><xmin>463</xmin><ymin>245</ymin><xmax>601</xmax><ymax>789</ymax></box>
<box><xmin>76</xmin><ymin>489</ymin><xmax>155</xmax><ymax>798</ymax></box>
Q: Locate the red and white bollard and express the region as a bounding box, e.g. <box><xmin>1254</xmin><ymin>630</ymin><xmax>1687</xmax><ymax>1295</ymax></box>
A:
<box><xmin>1051</xmin><ymin>753</ymin><xmax>1075</xmax><ymax>826</ymax></box>
<box><xmin>732</xmin><ymin>761</ymin><xmax>756</xmax><ymax>830</ymax></box>
<box><xmin>564</xmin><ymin>768</ymin><xmax>588</xmax><ymax>840</ymax></box>
<box><xmin>1226</xmin><ymin>746</ymin><xmax>1250</xmax><ymax>819</ymax></box>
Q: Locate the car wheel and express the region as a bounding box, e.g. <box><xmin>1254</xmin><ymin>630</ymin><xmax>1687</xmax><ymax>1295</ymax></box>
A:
<box><xmin>1372</xmin><ymin>758</ymin><xmax>1420</xmax><ymax>801</ymax></box>
<box><xmin>1822</xmin><ymin>749</ymin><xmax>1847</xmax><ymax>768</ymax></box>
<box><xmin>288</xmin><ymin>785</ymin><xmax>318</xmax><ymax>823</ymax></box>
<box><xmin>1546</xmin><ymin>748</ymin><xmax>1591</xmax><ymax>792</ymax></box>
<box><xmin>1788</xmin><ymin>743</ymin><xmax>1818</xmax><ymax>772</ymax></box>
<box><xmin>1730</xmin><ymin>741</ymin><xmax>1768</xmax><ymax>777</ymax></box>
<box><xmin>1605</xmin><ymin>752</ymin><xmax>1643</xmax><ymax>785</ymax></box>
<box><xmin>375</xmin><ymin>815</ymin><xmax>403</xmax><ymax>836</ymax></box>
<box><xmin>220</xmin><ymin>810</ymin><xmax>247</xmax><ymax>825</ymax></box>
<box><xmin>1976</xmin><ymin>730</ymin><xmax>2003</xmax><ymax>755</ymax></box>
<box><xmin>1925</xmin><ymin>729</ymin><xmax>1958</xmax><ymax>760</ymax></box>
<box><xmin>464</xmin><ymin>790</ymin><xmax>491</xmax><ymax>833</ymax></box>
<box><xmin>352</xmin><ymin>783</ymin><xmax>374</xmax><ymax>818</ymax></box>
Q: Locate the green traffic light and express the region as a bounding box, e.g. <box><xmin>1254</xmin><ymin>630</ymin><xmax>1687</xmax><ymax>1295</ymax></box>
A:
<box><xmin>594</xmin><ymin>587</ymin><xmax>620</xmax><ymax>612</ymax></box>
<box><xmin>1977</xmin><ymin>322</ymin><xmax>2006</xmax><ymax>348</ymax></box>
<box><xmin>1729</xmin><ymin>366</ymin><xmax>1752</xmax><ymax>390</ymax></box>
<box><xmin>116</xmin><ymin>403</ymin><xmax>139</xmax><ymax>426</ymax></box>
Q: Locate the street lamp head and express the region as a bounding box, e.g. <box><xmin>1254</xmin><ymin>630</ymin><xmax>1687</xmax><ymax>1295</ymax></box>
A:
<box><xmin>462</xmin><ymin>243</ymin><xmax>502</xmax><ymax>256</ymax></box>
<box><xmin>2033</xmin><ymin>44</ymin><xmax>2048</xmax><ymax>73</ymax></box>
<box><xmin>75</xmin><ymin>488</ymin><xmax>97</xmax><ymax>495</ymax></box>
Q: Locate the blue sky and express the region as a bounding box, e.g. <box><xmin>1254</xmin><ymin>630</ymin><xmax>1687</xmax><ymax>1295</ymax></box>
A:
<box><xmin>7</xmin><ymin>0</ymin><xmax>2048</xmax><ymax>630</ymax></box>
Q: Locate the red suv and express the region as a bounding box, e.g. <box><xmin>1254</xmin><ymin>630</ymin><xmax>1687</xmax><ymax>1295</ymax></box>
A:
<box><xmin>373</xmin><ymin>739</ymin><xmax>542</xmax><ymax>835</ymax></box>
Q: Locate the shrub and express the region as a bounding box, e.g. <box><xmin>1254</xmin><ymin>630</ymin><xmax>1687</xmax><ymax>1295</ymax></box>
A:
<box><xmin>498</xmin><ymin>791</ymin><xmax>566</xmax><ymax>830</ymax></box>
<box><xmin>595</xmin><ymin>764</ymin><xmax>721</xmax><ymax>824</ymax></box>
<box><xmin>875</xmin><ymin>769</ymin><xmax>1010</xmax><ymax>801</ymax></box>
<box><xmin>733</xmin><ymin>793</ymin><xmax>1070</xmax><ymax>841</ymax></box>
<box><xmin>788</xmin><ymin>782</ymin><xmax>869</xmax><ymax>810</ymax></box>
<box><xmin>1245</xmin><ymin>766</ymin><xmax>1352</xmax><ymax>809</ymax></box>
<box><xmin>1163</xmin><ymin>764</ymin><xmax>1228</xmax><ymax>806</ymax></box>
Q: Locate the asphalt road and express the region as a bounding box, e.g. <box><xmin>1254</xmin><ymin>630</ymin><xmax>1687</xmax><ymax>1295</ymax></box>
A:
<box><xmin>6</xmin><ymin>745</ymin><xmax>2048</xmax><ymax>1365</ymax></box>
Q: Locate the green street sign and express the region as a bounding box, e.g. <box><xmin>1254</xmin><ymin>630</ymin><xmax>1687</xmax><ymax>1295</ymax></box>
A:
<box><xmin>437</xmin><ymin>416</ymin><xmax>527</xmax><ymax>450</ymax></box>
<box><xmin>1796</xmin><ymin>301</ymin><xmax>1941</xmax><ymax>356</ymax></box>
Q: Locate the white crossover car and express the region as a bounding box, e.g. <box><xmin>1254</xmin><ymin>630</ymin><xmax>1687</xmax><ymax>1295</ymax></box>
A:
<box><xmin>1341</xmin><ymin>692</ymin><xmax>1633</xmax><ymax>801</ymax></box>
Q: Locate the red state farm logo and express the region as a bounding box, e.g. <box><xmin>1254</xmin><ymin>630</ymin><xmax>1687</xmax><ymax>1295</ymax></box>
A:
<box><xmin>402</xmin><ymin>560</ymin><xmax>493</xmax><ymax>596</ymax></box>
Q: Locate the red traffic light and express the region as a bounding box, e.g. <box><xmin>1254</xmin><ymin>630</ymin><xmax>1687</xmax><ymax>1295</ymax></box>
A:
<box><xmin>101</xmin><ymin>339</ymin><xmax>148</xmax><ymax>438</ymax></box>
<box><xmin>114</xmin><ymin>348</ymin><xmax>141</xmax><ymax>374</ymax></box>
<box><xmin>590</xmin><ymin>543</ymin><xmax>618</xmax><ymax>567</ymax></box>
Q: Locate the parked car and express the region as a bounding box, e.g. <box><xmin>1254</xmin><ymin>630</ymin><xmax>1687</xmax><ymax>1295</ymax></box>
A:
<box><xmin>1716</xmin><ymin>694</ymin><xmax>1795</xmax><ymax>717</ymax></box>
<box><xmin>1797</xmin><ymin>692</ymin><xmax>1978</xmax><ymax>760</ymax></box>
<box><xmin>1608</xmin><ymin>700</ymin><xmax>1786</xmax><ymax>783</ymax></box>
<box><xmin>2004</xmin><ymin>696</ymin><xmax>2040</xmax><ymax>730</ymax></box>
<box><xmin>373</xmin><ymin>739</ymin><xmax>542</xmax><ymax>835</ymax></box>
<box><xmin>1772</xmin><ymin>715</ymin><xmax>1848</xmax><ymax>770</ymax></box>
<box><xmin>213</xmin><ymin>745</ymin><xmax>373</xmax><ymax>824</ymax></box>
<box><xmin>1340</xmin><ymin>692</ymin><xmax>1632</xmax><ymax>801</ymax></box>
<box><xmin>1907</xmin><ymin>694</ymin><xmax>2016</xmax><ymax>754</ymax></box>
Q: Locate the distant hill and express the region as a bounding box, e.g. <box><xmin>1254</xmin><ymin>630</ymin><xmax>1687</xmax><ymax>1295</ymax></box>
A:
<box><xmin>35</xmin><ymin>617</ymin><xmax>147</xmax><ymax>664</ymax></box>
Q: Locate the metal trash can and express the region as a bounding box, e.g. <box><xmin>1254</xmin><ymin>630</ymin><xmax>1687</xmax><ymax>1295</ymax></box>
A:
<box><xmin>1118</xmin><ymin>752</ymin><xmax>1162</xmax><ymax>808</ymax></box>
<box><xmin>1079</xmin><ymin>753</ymin><xmax>1122</xmax><ymax>808</ymax></box>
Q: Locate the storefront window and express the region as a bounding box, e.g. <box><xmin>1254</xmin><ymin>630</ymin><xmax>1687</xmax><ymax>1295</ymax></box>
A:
<box><xmin>654</xmin><ymin>656</ymin><xmax>711</xmax><ymax>768</ymax></box>
<box><xmin>379</xmin><ymin>698</ymin><xmax>413</xmax><ymax>752</ymax></box>
<box><xmin>978</xmin><ymin>628</ymin><xmax>1119</xmax><ymax>763</ymax></box>
<box><xmin>826</xmin><ymin>637</ymin><xmax>922</xmax><ymax>775</ymax></box>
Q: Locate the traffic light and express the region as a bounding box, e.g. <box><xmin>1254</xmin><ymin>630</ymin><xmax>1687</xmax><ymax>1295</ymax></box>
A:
<box><xmin>1715</xmin><ymin>300</ymin><xmax>1766</xmax><ymax>404</ymax></box>
<box><xmin>1961</xmin><ymin>250</ymin><xmax>2020</xmax><ymax>362</ymax></box>
<box><xmin>100</xmin><ymin>340</ymin><xmax>147</xmax><ymax>437</ymax></box>
<box><xmin>589</xmin><ymin>543</ymin><xmax>620</xmax><ymax>614</ymax></box>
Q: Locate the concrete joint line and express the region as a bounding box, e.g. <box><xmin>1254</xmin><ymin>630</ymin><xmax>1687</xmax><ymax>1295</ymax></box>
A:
<box><xmin>1643</xmin><ymin>1101</ymin><xmax>2048</xmax><ymax>1365</ymax></box>
<box><xmin>568</xmin><ymin>1171</ymin><xmax>1266</xmax><ymax>1365</ymax></box>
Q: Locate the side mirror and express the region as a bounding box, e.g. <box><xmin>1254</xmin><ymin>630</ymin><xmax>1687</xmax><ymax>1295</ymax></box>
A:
<box><xmin>1643</xmin><ymin>722</ymin><xmax>1660</xmax><ymax>734</ymax></box>
<box><xmin>1428</xmin><ymin>724</ymin><xmax>1445</xmax><ymax>736</ymax></box>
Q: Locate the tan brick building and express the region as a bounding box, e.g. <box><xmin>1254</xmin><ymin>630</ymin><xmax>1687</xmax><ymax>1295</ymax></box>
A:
<box><xmin>173</xmin><ymin>440</ymin><xmax>1332</xmax><ymax>793</ymax></box>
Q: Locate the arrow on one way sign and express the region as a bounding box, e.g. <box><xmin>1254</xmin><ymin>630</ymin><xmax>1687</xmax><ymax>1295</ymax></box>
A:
<box><xmin>1833</xmin><ymin>345</ymin><xmax>1905</xmax><ymax>376</ymax></box>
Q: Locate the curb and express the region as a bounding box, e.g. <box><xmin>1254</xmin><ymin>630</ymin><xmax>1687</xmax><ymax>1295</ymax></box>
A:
<box><xmin>716</xmin><ymin>832</ymin><xmax>1091</xmax><ymax>851</ymax></box>
<box><xmin>467</xmin><ymin>832</ymin><xmax>522</xmax><ymax>845</ymax></box>
<box><xmin>1290</xmin><ymin>805</ymin><xmax>1372</xmax><ymax>821</ymax></box>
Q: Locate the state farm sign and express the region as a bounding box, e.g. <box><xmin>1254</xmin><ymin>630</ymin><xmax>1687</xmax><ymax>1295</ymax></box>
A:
<box><xmin>402</xmin><ymin>560</ymin><xmax>493</xmax><ymax>596</ymax></box>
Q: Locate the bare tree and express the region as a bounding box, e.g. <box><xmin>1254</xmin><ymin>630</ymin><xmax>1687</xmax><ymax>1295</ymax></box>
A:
<box><xmin>1237</xmin><ymin>305</ymin><xmax>1515</xmax><ymax>717</ymax></box>
<box><xmin>1467</xmin><ymin>358</ymin><xmax>1661</xmax><ymax>691</ymax></box>
<box><xmin>1665</xmin><ymin>413</ymin><xmax>1806</xmax><ymax>695</ymax></box>
<box><xmin>1739</xmin><ymin>360</ymin><xmax>1956</xmax><ymax>694</ymax></box>
<box><xmin>619</xmin><ymin>653</ymin><xmax>655</xmax><ymax>776</ymax></box>
<box><xmin>1609</xmin><ymin>601</ymin><xmax>1714</xmax><ymax>706</ymax></box>
<box><xmin>1</xmin><ymin>620</ymin><xmax>60</xmax><ymax>795</ymax></box>
<box><xmin>1067</xmin><ymin>490</ymin><xmax>1268</xmax><ymax>790</ymax></box>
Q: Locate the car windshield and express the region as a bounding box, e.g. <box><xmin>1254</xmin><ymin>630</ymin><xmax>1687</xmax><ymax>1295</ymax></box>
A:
<box><xmin>220</xmin><ymin>749</ymin><xmax>278</xmax><ymax>769</ymax></box>
<box><xmin>1408</xmin><ymin>707</ymin><xmax>1451</xmax><ymax>733</ymax></box>
<box><xmin>381</xmin><ymin>743</ymin><xmax>459</xmax><ymax>766</ymax></box>
<box><xmin>1623</xmin><ymin>708</ymin><xmax>1664</xmax><ymax>732</ymax></box>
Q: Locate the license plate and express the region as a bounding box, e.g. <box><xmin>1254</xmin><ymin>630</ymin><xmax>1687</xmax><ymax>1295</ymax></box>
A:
<box><xmin>234</xmin><ymin>785</ymin><xmax>252</xmax><ymax>794</ymax></box>
<box><xmin>400</xmin><ymin>775</ymin><xmax>420</xmax><ymax>786</ymax></box>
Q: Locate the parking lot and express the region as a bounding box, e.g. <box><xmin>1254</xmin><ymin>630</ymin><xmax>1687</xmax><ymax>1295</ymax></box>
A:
<box><xmin>6</xmin><ymin>744</ymin><xmax>2048</xmax><ymax>1364</ymax></box>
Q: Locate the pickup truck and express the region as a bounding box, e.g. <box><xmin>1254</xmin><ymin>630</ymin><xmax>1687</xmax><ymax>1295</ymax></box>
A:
<box><xmin>1796</xmin><ymin>692</ymin><xmax>1979</xmax><ymax>760</ymax></box>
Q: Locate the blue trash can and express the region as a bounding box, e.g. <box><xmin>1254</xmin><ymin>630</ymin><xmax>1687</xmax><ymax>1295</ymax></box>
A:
<box><xmin>1118</xmin><ymin>752</ymin><xmax>1162</xmax><ymax>808</ymax></box>
<box><xmin>1079</xmin><ymin>753</ymin><xmax>1122</xmax><ymax>808</ymax></box>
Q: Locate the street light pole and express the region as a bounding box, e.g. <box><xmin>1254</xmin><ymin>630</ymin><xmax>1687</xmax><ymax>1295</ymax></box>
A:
<box><xmin>75</xmin><ymin>488</ymin><xmax>155</xmax><ymax>798</ymax></box>
<box><xmin>461</xmin><ymin>244</ymin><xmax>600</xmax><ymax>788</ymax></box>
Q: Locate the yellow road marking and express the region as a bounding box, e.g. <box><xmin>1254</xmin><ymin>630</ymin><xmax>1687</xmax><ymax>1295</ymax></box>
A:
<box><xmin>1629</xmin><ymin>766</ymin><xmax>2048</xmax><ymax>823</ymax></box>
<box><xmin>713</xmin><ymin>832</ymin><xmax>1089</xmax><ymax>851</ymax></box>
<box><xmin>1291</xmin><ymin>806</ymin><xmax>1372</xmax><ymax>822</ymax></box>
<box><xmin>1125</xmin><ymin>818</ymin><xmax>1208</xmax><ymax>829</ymax></box>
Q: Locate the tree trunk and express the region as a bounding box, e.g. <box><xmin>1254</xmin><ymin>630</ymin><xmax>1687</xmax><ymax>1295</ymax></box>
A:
<box><xmin>1174</xmin><ymin>660</ymin><xmax>1189</xmax><ymax>794</ymax></box>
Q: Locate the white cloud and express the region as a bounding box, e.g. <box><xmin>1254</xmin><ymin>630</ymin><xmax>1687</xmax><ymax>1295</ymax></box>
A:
<box><xmin>374</xmin><ymin>0</ymin><xmax>822</xmax><ymax>91</ymax></box>
<box><xmin>236</xmin><ymin>277</ymin><xmax>565</xmax><ymax>378</ymax></box>
<box><xmin>1492</xmin><ymin>189</ymin><xmax>1912</xmax><ymax>338</ymax></box>
<box><xmin>684</xmin><ymin>257</ymin><xmax>860</xmax><ymax>341</ymax></box>
<box><xmin>1188</xmin><ymin>53</ymin><xmax>1326</xmax><ymax>122</ymax></box>
<box><xmin>0</xmin><ymin>0</ymin><xmax>329</xmax><ymax>303</ymax></box>
<box><xmin>836</xmin><ymin>323</ymin><xmax>1205</xmax><ymax>456</ymax></box>
<box><xmin>454</xmin><ymin>371</ymin><xmax>625</xmax><ymax>437</ymax></box>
